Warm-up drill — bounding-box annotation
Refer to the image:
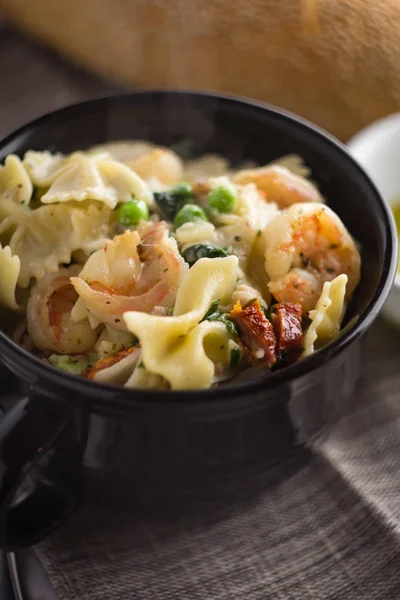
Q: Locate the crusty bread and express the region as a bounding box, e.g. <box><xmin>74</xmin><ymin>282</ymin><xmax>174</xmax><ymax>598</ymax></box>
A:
<box><xmin>2</xmin><ymin>0</ymin><xmax>400</xmax><ymax>140</ymax></box>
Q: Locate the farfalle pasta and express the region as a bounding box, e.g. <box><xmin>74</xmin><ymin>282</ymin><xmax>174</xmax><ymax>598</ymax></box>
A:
<box><xmin>123</xmin><ymin>256</ymin><xmax>238</xmax><ymax>389</ymax></box>
<box><xmin>0</xmin><ymin>155</ymin><xmax>33</xmax><ymax>206</ymax></box>
<box><xmin>0</xmin><ymin>243</ymin><xmax>20</xmax><ymax>309</ymax></box>
<box><xmin>0</xmin><ymin>142</ymin><xmax>362</xmax><ymax>390</ymax></box>
<box><xmin>303</xmin><ymin>274</ymin><xmax>348</xmax><ymax>357</ymax></box>
<box><xmin>23</xmin><ymin>150</ymin><xmax>153</xmax><ymax>208</ymax></box>
<box><xmin>0</xmin><ymin>196</ymin><xmax>116</xmax><ymax>287</ymax></box>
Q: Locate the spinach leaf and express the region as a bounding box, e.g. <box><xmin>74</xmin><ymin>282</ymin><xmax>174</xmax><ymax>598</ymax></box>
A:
<box><xmin>201</xmin><ymin>299</ymin><xmax>239</xmax><ymax>337</ymax></box>
<box><xmin>230</xmin><ymin>347</ymin><xmax>241</xmax><ymax>367</ymax></box>
<box><xmin>201</xmin><ymin>298</ymin><xmax>220</xmax><ymax>321</ymax></box>
<box><xmin>182</xmin><ymin>244</ymin><xmax>228</xmax><ymax>267</ymax></box>
<box><xmin>153</xmin><ymin>183</ymin><xmax>192</xmax><ymax>220</ymax></box>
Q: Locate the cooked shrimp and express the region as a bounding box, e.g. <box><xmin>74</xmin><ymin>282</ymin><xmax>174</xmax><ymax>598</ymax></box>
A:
<box><xmin>27</xmin><ymin>265</ymin><xmax>98</xmax><ymax>353</ymax></box>
<box><xmin>233</xmin><ymin>165</ymin><xmax>323</xmax><ymax>208</ymax></box>
<box><xmin>125</xmin><ymin>148</ymin><xmax>184</xmax><ymax>189</ymax></box>
<box><xmin>263</xmin><ymin>203</ymin><xmax>361</xmax><ymax>313</ymax></box>
<box><xmin>71</xmin><ymin>221</ymin><xmax>187</xmax><ymax>330</ymax></box>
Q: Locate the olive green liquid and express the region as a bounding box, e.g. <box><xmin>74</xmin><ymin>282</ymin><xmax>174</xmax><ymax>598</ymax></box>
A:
<box><xmin>392</xmin><ymin>201</ymin><xmax>400</xmax><ymax>272</ymax></box>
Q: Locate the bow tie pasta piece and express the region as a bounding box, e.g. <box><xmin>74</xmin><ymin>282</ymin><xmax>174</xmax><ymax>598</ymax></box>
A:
<box><xmin>0</xmin><ymin>244</ymin><xmax>20</xmax><ymax>309</ymax></box>
<box><xmin>173</xmin><ymin>255</ymin><xmax>238</xmax><ymax>316</ymax></box>
<box><xmin>0</xmin><ymin>155</ymin><xmax>33</xmax><ymax>206</ymax></box>
<box><xmin>303</xmin><ymin>274</ymin><xmax>348</xmax><ymax>357</ymax></box>
<box><xmin>125</xmin><ymin>317</ymin><xmax>231</xmax><ymax>390</ymax></box>
<box><xmin>71</xmin><ymin>222</ymin><xmax>188</xmax><ymax>330</ymax></box>
<box><xmin>124</xmin><ymin>255</ymin><xmax>239</xmax><ymax>389</ymax></box>
<box><xmin>3</xmin><ymin>201</ymin><xmax>116</xmax><ymax>287</ymax></box>
<box><xmin>23</xmin><ymin>150</ymin><xmax>153</xmax><ymax>209</ymax></box>
<box><xmin>125</xmin><ymin>364</ymin><xmax>168</xmax><ymax>390</ymax></box>
<box><xmin>23</xmin><ymin>150</ymin><xmax>65</xmax><ymax>185</ymax></box>
<box><xmin>0</xmin><ymin>195</ymin><xmax>30</xmax><ymax>239</ymax></box>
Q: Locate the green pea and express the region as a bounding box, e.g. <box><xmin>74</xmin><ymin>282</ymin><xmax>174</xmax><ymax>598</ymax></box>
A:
<box><xmin>208</xmin><ymin>184</ymin><xmax>237</xmax><ymax>213</ymax></box>
<box><xmin>118</xmin><ymin>199</ymin><xmax>149</xmax><ymax>226</ymax></box>
<box><xmin>174</xmin><ymin>203</ymin><xmax>208</xmax><ymax>228</ymax></box>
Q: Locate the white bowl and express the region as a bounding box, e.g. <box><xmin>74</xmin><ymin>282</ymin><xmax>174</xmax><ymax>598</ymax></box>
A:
<box><xmin>348</xmin><ymin>113</ymin><xmax>400</xmax><ymax>328</ymax></box>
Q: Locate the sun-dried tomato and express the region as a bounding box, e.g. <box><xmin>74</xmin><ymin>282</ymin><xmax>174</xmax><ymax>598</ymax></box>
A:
<box><xmin>229</xmin><ymin>299</ymin><xmax>276</xmax><ymax>368</ymax></box>
<box><xmin>271</xmin><ymin>303</ymin><xmax>304</xmax><ymax>365</ymax></box>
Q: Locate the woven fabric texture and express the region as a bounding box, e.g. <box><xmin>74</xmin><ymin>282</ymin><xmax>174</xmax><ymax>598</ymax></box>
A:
<box><xmin>33</xmin><ymin>319</ymin><xmax>400</xmax><ymax>600</ymax></box>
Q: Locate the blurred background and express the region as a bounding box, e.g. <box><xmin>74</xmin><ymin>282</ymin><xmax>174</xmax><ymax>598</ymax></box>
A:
<box><xmin>0</xmin><ymin>22</ymin><xmax>119</xmax><ymax>138</ymax></box>
<box><xmin>1</xmin><ymin>0</ymin><xmax>400</xmax><ymax>141</ymax></box>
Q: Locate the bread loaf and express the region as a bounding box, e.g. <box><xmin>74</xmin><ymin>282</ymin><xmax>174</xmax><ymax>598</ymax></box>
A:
<box><xmin>2</xmin><ymin>0</ymin><xmax>400</xmax><ymax>140</ymax></box>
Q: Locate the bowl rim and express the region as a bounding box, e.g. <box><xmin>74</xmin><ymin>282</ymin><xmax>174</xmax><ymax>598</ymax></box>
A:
<box><xmin>0</xmin><ymin>89</ymin><xmax>397</xmax><ymax>406</ymax></box>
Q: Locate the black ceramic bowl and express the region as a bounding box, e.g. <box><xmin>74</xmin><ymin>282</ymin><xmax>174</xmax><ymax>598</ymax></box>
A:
<box><xmin>0</xmin><ymin>91</ymin><xmax>396</xmax><ymax>550</ymax></box>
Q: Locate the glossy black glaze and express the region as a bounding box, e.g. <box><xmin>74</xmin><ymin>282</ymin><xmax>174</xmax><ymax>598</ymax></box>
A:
<box><xmin>0</xmin><ymin>551</ymin><xmax>13</xmax><ymax>600</ymax></box>
<box><xmin>0</xmin><ymin>92</ymin><xmax>396</xmax><ymax>549</ymax></box>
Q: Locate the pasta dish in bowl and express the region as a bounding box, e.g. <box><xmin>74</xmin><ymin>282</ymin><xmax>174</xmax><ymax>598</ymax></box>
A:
<box><xmin>0</xmin><ymin>92</ymin><xmax>395</xmax><ymax>549</ymax></box>
<box><xmin>1</xmin><ymin>143</ymin><xmax>361</xmax><ymax>390</ymax></box>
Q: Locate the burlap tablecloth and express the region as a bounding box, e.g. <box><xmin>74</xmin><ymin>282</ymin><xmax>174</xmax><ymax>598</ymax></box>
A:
<box><xmin>30</xmin><ymin>319</ymin><xmax>400</xmax><ymax>600</ymax></box>
<box><xmin>2</xmin><ymin>25</ymin><xmax>400</xmax><ymax>600</ymax></box>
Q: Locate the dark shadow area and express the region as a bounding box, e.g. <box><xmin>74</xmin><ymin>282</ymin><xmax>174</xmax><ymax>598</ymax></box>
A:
<box><xmin>0</xmin><ymin>25</ymin><xmax>123</xmax><ymax>139</ymax></box>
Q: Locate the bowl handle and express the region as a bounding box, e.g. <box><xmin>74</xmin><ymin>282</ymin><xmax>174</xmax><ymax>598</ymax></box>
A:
<box><xmin>0</xmin><ymin>392</ymin><xmax>77</xmax><ymax>550</ymax></box>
